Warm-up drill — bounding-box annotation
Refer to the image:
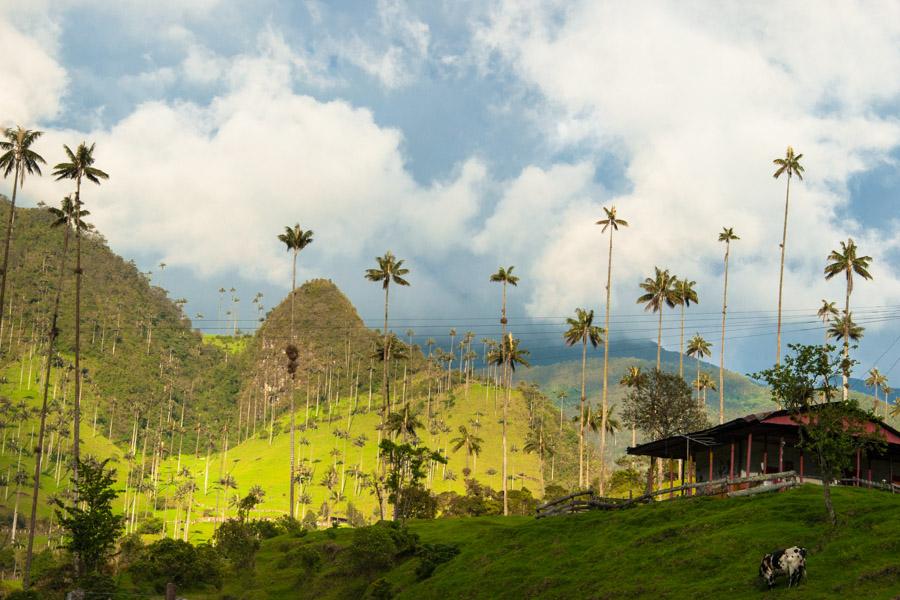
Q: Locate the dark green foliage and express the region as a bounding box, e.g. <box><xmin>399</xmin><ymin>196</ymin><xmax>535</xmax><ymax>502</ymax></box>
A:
<box><xmin>213</xmin><ymin>519</ymin><xmax>261</xmax><ymax>571</ymax></box>
<box><xmin>621</xmin><ymin>370</ymin><xmax>709</xmax><ymax>440</ymax></box>
<box><xmin>366</xmin><ymin>577</ymin><xmax>394</xmax><ymax>599</ymax></box>
<box><xmin>277</xmin><ymin>544</ymin><xmax>321</xmax><ymax>574</ymax></box>
<box><xmin>136</xmin><ymin>516</ymin><xmax>163</xmax><ymax>535</ymax></box>
<box><xmin>752</xmin><ymin>344</ymin><xmax>887</xmax><ymax>524</ymax></box>
<box><xmin>414</xmin><ymin>543</ymin><xmax>460</xmax><ymax>580</ymax></box>
<box><xmin>395</xmin><ymin>485</ymin><xmax>437</xmax><ymax>520</ymax></box>
<box><xmin>301</xmin><ymin>511</ymin><xmax>318</xmax><ymax>530</ymax></box>
<box><xmin>378</xmin><ymin>439</ymin><xmax>445</xmax><ymax>520</ymax></box>
<box><xmin>131</xmin><ymin>538</ymin><xmax>223</xmax><ymax>592</ymax></box>
<box><xmin>53</xmin><ymin>458</ymin><xmax>124</xmax><ymax>576</ymax></box>
<box><xmin>346</xmin><ymin>502</ymin><xmax>367</xmax><ymax>527</ymax></box>
<box><xmin>346</xmin><ymin>525</ymin><xmax>398</xmax><ymax>576</ymax></box>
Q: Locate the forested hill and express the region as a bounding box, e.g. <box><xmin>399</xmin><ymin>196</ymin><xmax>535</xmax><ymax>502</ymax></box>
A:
<box><xmin>0</xmin><ymin>198</ymin><xmax>239</xmax><ymax>445</ymax></box>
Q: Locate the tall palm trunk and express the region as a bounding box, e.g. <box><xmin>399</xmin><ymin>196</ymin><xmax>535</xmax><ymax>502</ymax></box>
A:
<box><xmin>679</xmin><ymin>297</ymin><xmax>685</xmax><ymax>378</ymax></box>
<box><xmin>599</xmin><ymin>228</ymin><xmax>613</xmax><ymax>495</ymax></box>
<box><xmin>502</xmin><ymin>355</ymin><xmax>510</xmax><ymax>516</ymax></box>
<box><xmin>0</xmin><ymin>162</ymin><xmax>20</xmax><ymax>343</ymax></box>
<box><xmin>288</xmin><ymin>247</ymin><xmax>297</xmax><ymax>519</ymax></box>
<box><xmin>578</xmin><ymin>336</ymin><xmax>587</xmax><ymax>488</ymax></box>
<box><xmin>656</xmin><ymin>308</ymin><xmax>663</xmax><ymax>371</ymax></box>
<box><xmin>382</xmin><ymin>285</ymin><xmax>390</xmax><ymax>423</ymax></box>
<box><xmin>24</xmin><ymin>218</ymin><xmax>71</xmax><ymax>590</ymax></box>
<box><xmin>720</xmin><ymin>239</ymin><xmax>731</xmax><ymax>424</ymax></box>
<box><xmin>73</xmin><ymin>175</ymin><xmax>83</xmax><ymax>488</ymax></box>
<box><xmin>775</xmin><ymin>173</ymin><xmax>791</xmax><ymax>365</ymax></box>
<box><xmin>842</xmin><ymin>274</ymin><xmax>851</xmax><ymax>401</ymax></box>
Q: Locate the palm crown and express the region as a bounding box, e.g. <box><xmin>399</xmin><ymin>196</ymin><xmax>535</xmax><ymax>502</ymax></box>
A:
<box><xmin>718</xmin><ymin>227</ymin><xmax>739</xmax><ymax>243</ymax></box>
<box><xmin>563</xmin><ymin>308</ymin><xmax>603</xmax><ymax>348</ymax></box>
<box><xmin>637</xmin><ymin>267</ymin><xmax>678</xmax><ymax>313</ymax></box>
<box><xmin>53</xmin><ymin>142</ymin><xmax>109</xmax><ymax>186</ymax></box>
<box><xmin>686</xmin><ymin>334</ymin><xmax>712</xmax><ymax>359</ymax></box>
<box><xmin>487</xmin><ymin>335</ymin><xmax>530</xmax><ymax>371</ymax></box>
<box><xmin>489</xmin><ymin>265</ymin><xmax>519</xmax><ymax>286</ymax></box>
<box><xmin>596</xmin><ymin>206</ymin><xmax>628</xmax><ymax>232</ymax></box>
<box><xmin>675</xmin><ymin>277</ymin><xmax>699</xmax><ymax>307</ymax></box>
<box><xmin>278</xmin><ymin>224</ymin><xmax>314</xmax><ymax>253</ymax></box>
<box><xmin>824</xmin><ymin>238</ymin><xmax>873</xmax><ymax>295</ymax></box>
<box><xmin>826</xmin><ymin>314</ymin><xmax>864</xmax><ymax>343</ymax></box>
<box><xmin>0</xmin><ymin>126</ymin><xmax>45</xmax><ymax>185</ymax></box>
<box><xmin>619</xmin><ymin>366</ymin><xmax>646</xmax><ymax>388</ymax></box>
<box><xmin>817</xmin><ymin>299</ymin><xmax>839</xmax><ymax>323</ymax></box>
<box><xmin>772</xmin><ymin>146</ymin><xmax>804</xmax><ymax>180</ymax></box>
<box><xmin>365</xmin><ymin>251</ymin><xmax>410</xmax><ymax>289</ymax></box>
<box><xmin>48</xmin><ymin>196</ymin><xmax>91</xmax><ymax>231</ymax></box>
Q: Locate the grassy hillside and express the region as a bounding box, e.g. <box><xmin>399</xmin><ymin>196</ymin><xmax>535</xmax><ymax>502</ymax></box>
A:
<box><xmin>180</xmin><ymin>485</ymin><xmax>900</xmax><ymax>599</ymax></box>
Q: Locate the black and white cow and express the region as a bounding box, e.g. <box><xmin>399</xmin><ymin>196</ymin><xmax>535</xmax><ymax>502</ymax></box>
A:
<box><xmin>759</xmin><ymin>546</ymin><xmax>807</xmax><ymax>589</ymax></box>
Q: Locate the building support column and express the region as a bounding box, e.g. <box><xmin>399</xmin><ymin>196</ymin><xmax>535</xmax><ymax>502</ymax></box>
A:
<box><xmin>745</xmin><ymin>433</ymin><xmax>753</xmax><ymax>490</ymax></box>
<box><xmin>708</xmin><ymin>448</ymin><xmax>713</xmax><ymax>484</ymax></box>
<box><xmin>729</xmin><ymin>441</ymin><xmax>735</xmax><ymax>492</ymax></box>
<box><xmin>856</xmin><ymin>448</ymin><xmax>861</xmax><ymax>485</ymax></box>
<box><xmin>799</xmin><ymin>450</ymin><xmax>804</xmax><ymax>483</ymax></box>
<box><xmin>778</xmin><ymin>437</ymin><xmax>784</xmax><ymax>473</ymax></box>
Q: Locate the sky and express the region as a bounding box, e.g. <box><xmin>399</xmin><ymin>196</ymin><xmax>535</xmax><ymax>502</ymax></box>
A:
<box><xmin>2</xmin><ymin>0</ymin><xmax>900</xmax><ymax>381</ymax></box>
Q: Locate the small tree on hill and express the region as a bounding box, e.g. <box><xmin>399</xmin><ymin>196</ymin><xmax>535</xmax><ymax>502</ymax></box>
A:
<box><xmin>53</xmin><ymin>458</ymin><xmax>124</xmax><ymax>579</ymax></box>
<box><xmin>620</xmin><ymin>371</ymin><xmax>708</xmax><ymax>493</ymax></box>
<box><xmin>378</xmin><ymin>439</ymin><xmax>445</xmax><ymax>521</ymax></box>
<box><xmin>752</xmin><ymin>343</ymin><xmax>885</xmax><ymax>525</ymax></box>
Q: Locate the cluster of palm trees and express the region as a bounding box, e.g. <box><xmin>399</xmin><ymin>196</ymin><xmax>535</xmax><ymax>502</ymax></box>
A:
<box><xmin>1</xmin><ymin>126</ymin><xmax>109</xmax><ymax>589</ymax></box>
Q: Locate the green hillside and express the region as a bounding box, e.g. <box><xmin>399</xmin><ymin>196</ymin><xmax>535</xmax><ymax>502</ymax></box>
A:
<box><xmin>148</xmin><ymin>484</ymin><xmax>900</xmax><ymax>599</ymax></box>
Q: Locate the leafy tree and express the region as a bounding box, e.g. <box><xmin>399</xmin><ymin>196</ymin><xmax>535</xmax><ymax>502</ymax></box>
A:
<box><xmin>378</xmin><ymin>439</ymin><xmax>445</xmax><ymax>521</ymax></box>
<box><xmin>53</xmin><ymin>141</ymin><xmax>109</xmax><ymax>486</ymax></box>
<box><xmin>636</xmin><ymin>267</ymin><xmax>678</xmax><ymax>370</ymax></box>
<box><xmin>752</xmin><ymin>344</ymin><xmax>885</xmax><ymax>525</ymax></box>
<box><xmin>0</xmin><ymin>126</ymin><xmax>45</xmax><ymax>343</ymax></box>
<box><xmin>717</xmin><ymin>227</ymin><xmax>739</xmax><ymax>424</ymax></box>
<box><xmin>621</xmin><ymin>371</ymin><xmax>708</xmax><ymax>492</ymax></box>
<box><xmin>563</xmin><ymin>308</ymin><xmax>603</xmax><ymax>487</ymax></box>
<box><xmin>772</xmin><ymin>145</ymin><xmax>804</xmax><ymax>364</ymax></box>
<box><xmin>824</xmin><ymin>239</ymin><xmax>873</xmax><ymax>400</ymax></box>
<box><xmin>595</xmin><ymin>205</ymin><xmax>627</xmax><ymax>495</ymax></box>
<box><xmin>52</xmin><ymin>459</ymin><xmax>124</xmax><ymax>579</ymax></box>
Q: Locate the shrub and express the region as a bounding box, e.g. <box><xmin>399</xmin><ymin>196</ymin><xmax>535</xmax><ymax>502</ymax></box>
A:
<box><xmin>395</xmin><ymin>486</ymin><xmax>437</xmax><ymax>520</ymax></box>
<box><xmin>346</xmin><ymin>502</ymin><xmax>367</xmax><ymax>527</ymax></box>
<box><xmin>415</xmin><ymin>543</ymin><xmax>460</xmax><ymax>580</ymax></box>
<box><xmin>136</xmin><ymin>516</ymin><xmax>164</xmax><ymax>535</ymax></box>
<box><xmin>301</xmin><ymin>512</ymin><xmax>318</xmax><ymax>530</ymax></box>
<box><xmin>346</xmin><ymin>525</ymin><xmax>398</xmax><ymax>576</ymax></box>
<box><xmin>131</xmin><ymin>538</ymin><xmax>223</xmax><ymax>592</ymax></box>
<box><xmin>214</xmin><ymin>519</ymin><xmax>261</xmax><ymax>571</ymax></box>
<box><xmin>366</xmin><ymin>577</ymin><xmax>394</xmax><ymax>599</ymax></box>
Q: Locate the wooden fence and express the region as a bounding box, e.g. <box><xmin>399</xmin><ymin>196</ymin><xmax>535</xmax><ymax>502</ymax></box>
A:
<box><xmin>535</xmin><ymin>471</ymin><xmax>799</xmax><ymax>518</ymax></box>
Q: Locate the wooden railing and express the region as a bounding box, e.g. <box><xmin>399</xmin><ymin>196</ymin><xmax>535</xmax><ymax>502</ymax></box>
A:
<box><xmin>535</xmin><ymin>471</ymin><xmax>799</xmax><ymax>518</ymax></box>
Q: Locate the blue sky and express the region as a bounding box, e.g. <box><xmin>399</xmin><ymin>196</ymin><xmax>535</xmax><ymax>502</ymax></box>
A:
<box><xmin>3</xmin><ymin>1</ymin><xmax>900</xmax><ymax>383</ymax></box>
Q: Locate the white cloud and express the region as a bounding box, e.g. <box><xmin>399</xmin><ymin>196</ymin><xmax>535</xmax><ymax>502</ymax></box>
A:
<box><xmin>23</xmin><ymin>43</ymin><xmax>486</xmax><ymax>289</ymax></box>
<box><xmin>0</xmin><ymin>18</ymin><xmax>67</xmax><ymax>125</ymax></box>
<box><xmin>472</xmin><ymin>1</ymin><xmax>900</xmax><ymax>331</ymax></box>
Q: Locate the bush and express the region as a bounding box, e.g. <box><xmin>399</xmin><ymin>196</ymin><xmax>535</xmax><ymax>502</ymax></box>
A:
<box><xmin>136</xmin><ymin>516</ymin><xmax>164</xmax><ymax>535</ymax></box>
<box><xmin>250</xmin><ymin>519</ymin><xmax>283</xmax><ymax>540</ymax></box>
<box><xmin>415</xmin><ymin>543</ymin><xmax>460</xmax><ymax>580</ymax></box>
<box><xmin>301</xmin><ymin>511</ymin><xmax>318</xmax><ymax>530</ymax></box>
<box><xmin>366</xmin><ymin>577</ymin><xmax>394</xmax><ymax>599</ymax></box>
<box><xmin>131</xmin><ymin>538</ymin><xmax>223</xmax><ymax>592</ymax></box>
<box><xmin>275</xmin><ymin>515</ymin><xmax>303</xmax><ymax>535</ymax></box>
<box><xmin>346</xmin><ymin>525</ymin><xmax>398</xmax><ymax>576</ymax></box>
<box><xmin>395</xmin><ymin>486</ymin><xmax>437</xmax><ymax>520</ymax></box>
<box><xmin>214</xmin><ymin>519</ymin><xmax>261</xmax><ymax>570</ymax></box>
<box><xmin>346</xmin><ymin>502</ymin><xmax>367</xmax><ymax>528</ymax></box>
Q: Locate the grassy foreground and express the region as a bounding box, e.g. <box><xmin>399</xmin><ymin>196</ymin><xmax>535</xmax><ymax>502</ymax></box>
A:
<box><xmin>191</xmin><ymin>485</ymin><xmax>900</xmax><ymax>599</ymax></box>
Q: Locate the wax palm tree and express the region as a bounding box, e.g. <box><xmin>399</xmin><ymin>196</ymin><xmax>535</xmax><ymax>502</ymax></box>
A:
<box><xmin>450</xmin><ymin>425</ymin><xmax>483</xmax><ymax>472</ymax></box>
<box><xmin>773</xmin><ymin>146</ymin><xmax>804</xmax><ymax>365</ymax></box>
<box><xmin>636</xmin><ymin>267</ymin><xmax>678</xmax><ymax>371</ymax></box>
<box><xmin>0</xmin><ymin>127</ymin><xmax>45</xmax><ymax>344</ymax></box>
<box><xmin>595</xmin><ymin>206</ymin><xmax>628</xmax><ymax>491</ymax></box>
<box><xmin>686</xmin><ymin>334</ymin><xmax>712</xmax><ymax>407</ymax></box>
<box><xmin>365</xmin><ymin>251</ymin><xmax>410</xmax><ymax>423</ymax></box>
<box><xmin>717</xmin><ymin>227</ymin><xmax>739</xmax><ymax>425</ymax></box>
<box><xmin>490</xmin><ymin>266</ymin><xmax>519</xmax><ymax>335</ymax></box>
<box><xmin>817</xmin><ymin>300</ymin><xmax>839</xmax><ymax>344</ymax></box>
<box><xmin>826</xmin><ymin>314</ymin><xmax>864</xmax><ymax>350</ymax></box>
<box><xmin>23</xmin><ymin>196</ymin><xmax>88</xmax><ymax>588</ymax></box>
<box><xmin>277</xmin><ymin>223</ymin><xmax>313</xmax><ymax>519</ymax></box>
<box><xmin>487</xmin><ymin>334</ymin><xmax>530</xmax><ymax>515</ymax></box>
<box><xmin>696</xmin><ymin>372</ymin><xmax>718</xmax><ymax>409</ymax></box>
<box><xmin>865</xmin><ymin>368</ymin><xmax>887</xmax><ymax>414</ymax></box>
<box><xmin>882</xmin><ymin>385</ymin><xmax>893</xmax><ymax>419</ymax></box>
<box><xmin>824</xmin><ymin>239</ymin><xmax>873</xmax><ymax>400</ymax></box>
<box><xmin>52</xmin><ymin>142</ymin><xmax>108</xmax><ymax>488</ymax></box>
<box><xmin>674</xmin><ymin>277</ymin><xmax>699</xmax><ymax>378</ymax></box>
<box><xmin>563</xmin><ymin>308</ymin><xmax>603</xmax><ymax>487</ymax></box>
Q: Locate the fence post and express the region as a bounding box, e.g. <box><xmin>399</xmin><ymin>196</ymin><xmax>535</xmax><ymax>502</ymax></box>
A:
<box><xmin>166</xmin><ymin>582</ymin><xmax>176</xmax><ymax>600</ymax></box>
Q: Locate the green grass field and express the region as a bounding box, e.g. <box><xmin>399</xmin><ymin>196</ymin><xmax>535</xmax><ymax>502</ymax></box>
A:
<box><xmin>187</xmin><ymin>484</ymin><xmax>900</xmax><ymax>599</ymax></box>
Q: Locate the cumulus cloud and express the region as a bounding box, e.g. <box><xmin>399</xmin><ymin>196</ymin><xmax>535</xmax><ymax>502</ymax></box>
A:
<box><xmin>472</xmin><ymin>1</ymin><xmax>900</xmax><ymax>330</ymax></box>
<box><xmin>0</xmin><ymin>18</ymin><xmax>67</xmax><ymax>124</ymax></box>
